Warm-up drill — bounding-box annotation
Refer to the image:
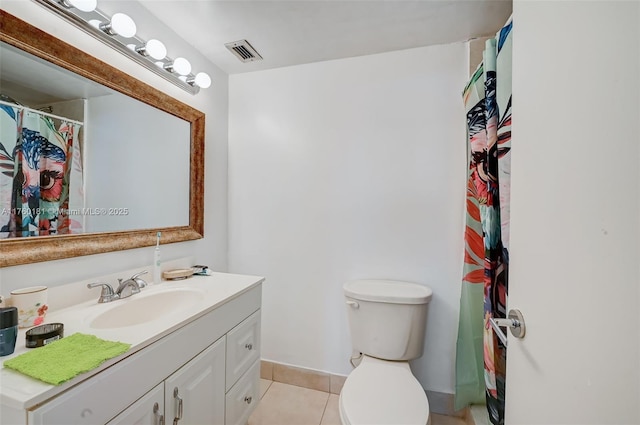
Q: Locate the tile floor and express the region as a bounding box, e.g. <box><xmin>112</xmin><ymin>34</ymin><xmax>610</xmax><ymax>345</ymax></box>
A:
<box><xmin>249</xmin><ymin>379</ymin><xmax>468</xmax><ymax>425</ymax></box>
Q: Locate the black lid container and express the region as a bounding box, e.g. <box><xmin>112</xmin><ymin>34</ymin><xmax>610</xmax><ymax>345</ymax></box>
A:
<box><xmin>26</xmin><ymin>323</ymin><xmax>64</xmax><ymax>348</ymax></box>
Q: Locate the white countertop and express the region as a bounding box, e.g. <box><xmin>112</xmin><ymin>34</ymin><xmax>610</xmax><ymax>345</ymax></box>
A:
<box><xmin>0</xmin><ymin>271</ymin><xmax>264</xmax><ymax>411</ymax></box>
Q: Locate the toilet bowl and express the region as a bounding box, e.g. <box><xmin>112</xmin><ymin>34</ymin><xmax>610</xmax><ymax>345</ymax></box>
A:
<box><xmin>339</xmin><ymin>356</ymin><xmax>430</xmax><ymax>425</ymax></box>
<box><xmin>341</xmin><ymin>279</ymin><xmax>432</xmax><ymax>425</ymax></box>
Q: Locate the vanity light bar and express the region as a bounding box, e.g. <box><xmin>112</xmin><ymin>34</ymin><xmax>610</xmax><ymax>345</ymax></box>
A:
<box><xmin>33</xmin><ymin>0</ymin><xmax>211</xmax><ymax>95</ymax></box>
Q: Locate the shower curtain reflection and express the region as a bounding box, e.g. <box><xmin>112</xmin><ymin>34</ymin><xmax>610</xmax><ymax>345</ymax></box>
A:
<box><xmin>0</xmin><ymin>102</ymin><xmax>84</xmax><ymax>238</ymax></box>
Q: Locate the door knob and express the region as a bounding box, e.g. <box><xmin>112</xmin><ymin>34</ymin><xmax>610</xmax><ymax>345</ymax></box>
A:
<box><xmin>506</xmin><ymin>309</ymin><xmax>526</xmax><ymax>338</ymax></box>
<box><xmin>488</xmin><ymin>309</ymin><xmax>526</xmax><ymax>346</ymax></box>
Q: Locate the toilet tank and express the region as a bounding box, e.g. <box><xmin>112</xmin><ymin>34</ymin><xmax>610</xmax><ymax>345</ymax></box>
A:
<box><xmin>344</xmin><ymin>280</ymin><xmax>432</xmax><ymax>361</ymax></box>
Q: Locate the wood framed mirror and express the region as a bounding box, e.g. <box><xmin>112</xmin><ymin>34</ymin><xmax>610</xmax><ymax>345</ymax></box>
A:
<box><xmin>0</xmin><ymin>11</ymin><xmax>204</xmax><ymax>267</ymax></box>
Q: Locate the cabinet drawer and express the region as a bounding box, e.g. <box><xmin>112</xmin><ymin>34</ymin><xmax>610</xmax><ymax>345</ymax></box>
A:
<box><xmin>225</xmin><ymin>310</ymin><xmax>260</xmax><ymax>390</ymax></box>
<box><xmin>225</xmin><ymin>360</ymin><xmax>260</xmax><ymax>425</ymax></box>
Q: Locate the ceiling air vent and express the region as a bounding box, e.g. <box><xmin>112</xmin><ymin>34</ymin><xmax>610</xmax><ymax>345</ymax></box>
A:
<box><xmin>225</xmin><ymin>40</ymin><xmax>263</xmax><ymax>63</ymax></box>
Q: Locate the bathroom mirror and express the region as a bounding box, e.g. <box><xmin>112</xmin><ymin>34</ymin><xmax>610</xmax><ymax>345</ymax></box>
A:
<box><xmin>0</xmin><ymin>11</ymin><xmax>204</xmax><ymax>267</ymax></box>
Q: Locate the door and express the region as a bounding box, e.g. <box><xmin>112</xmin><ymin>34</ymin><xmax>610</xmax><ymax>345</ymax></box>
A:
<box><xmin>165</xmin><ymin>337</ymin><xmax>226</xmax><ymax>425</ymax></box>
<box><xmin>506</xmin><ymin>1</ymin><xmax>640</xmax><ymax>424</ymax></box>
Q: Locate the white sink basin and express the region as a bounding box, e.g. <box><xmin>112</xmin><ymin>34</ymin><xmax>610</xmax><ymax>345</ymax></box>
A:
<box><xmin>88</xmin><ymin>288</ymin><xmax>202</xmax><ymax>329</ymax></box>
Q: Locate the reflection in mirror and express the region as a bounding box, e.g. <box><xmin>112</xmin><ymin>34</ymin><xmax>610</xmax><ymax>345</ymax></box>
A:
<box><xmin>0</xmin><ymin>11</ymin><xmax>204</xmax><ymax>267</ymax></box>
<box><xmin>1</xmin><ymin>43</ymin><xmax>190</xmax><ymax>237</ymax></box>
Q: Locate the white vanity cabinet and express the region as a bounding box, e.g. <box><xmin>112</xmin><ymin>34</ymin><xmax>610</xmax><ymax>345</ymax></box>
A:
<box><xmin>108</xmin><ymin>337</ymin><xmax>226</xmax><ymax>425</ymax></box>
<box><xmin>14</xmin><ymin>281</ymin><xmax>263</xmax><ymax>425</ymax></box>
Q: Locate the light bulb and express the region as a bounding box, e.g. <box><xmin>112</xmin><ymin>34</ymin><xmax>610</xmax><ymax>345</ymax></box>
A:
<box><xmin>100</xmin><ymin>13</ymin><xmax>136</xmax><ymax>38</ymax></box>
<box><xmin>165</xmin><ymin>57</ymin><xmax>191</xmax><ymax>76</ymax></box>
<box><xmin>173</xmin><ymin>57</ymin><xmax>191</xmax><ymax>76</ymax></box>
<box><xmin>111</xmin><ymin>13</ymin><xmax>136</xmax><ymax>37</ymax></box>
<box><xmin>194</xmin><ymin>72</ymin><xmax>211</xmax><ymax>89</ymax></box>
<box><xmin>136</xmin><ymin>39</ymin><xmax>167</xmax><ymax>61</ymax></box>
<box><xmin>61</xmin><ymin>0</ymin><xmax>97</xmax><ymax>12</ymax></box>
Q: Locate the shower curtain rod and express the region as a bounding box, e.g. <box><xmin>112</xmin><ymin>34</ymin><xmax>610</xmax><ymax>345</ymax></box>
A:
<box><xmin>0</xmin><ymin>99</ymin><xmax>84</xmax><ymax>126</ymax></box>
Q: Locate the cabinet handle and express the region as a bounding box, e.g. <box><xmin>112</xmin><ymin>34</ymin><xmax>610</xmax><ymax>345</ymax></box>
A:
<box><xmin>245</xmin><ymin>343</ymin><xmax>253</xmax><ymax>350</ymax></box>
<box><xmin>153</xmin><ymin>402</ymin><xmax>165</xmax><ymax>425</ymax></box>
<box><xmin>244</xmin><ymin>396</ymin><xmax>253</xmax><ymax>404</ymax></box>
<box><xmin>173</xmin><ymin>387</ymin><xmax>183</xmax><ymax>424</ymax></box>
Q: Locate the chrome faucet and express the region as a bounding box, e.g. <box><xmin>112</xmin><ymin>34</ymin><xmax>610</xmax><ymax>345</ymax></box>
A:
<box><xmin>115</xmin><ymin>270</ymin><xmax>149</xmax><ymax>299</ymax></box>
<box><xmin>87</xmin><ymin>271</ymin><xmax>149</xmax><ymax>303</ymax></box>
<box><xmin>87</xmin><ymin>282</ymin><xmax>119</xmax><ymax>303</ymax></box>
<box><xmin>129</xmin><ymin>271</ymin><xmax>148</xmax><ymax>289</ymax></box>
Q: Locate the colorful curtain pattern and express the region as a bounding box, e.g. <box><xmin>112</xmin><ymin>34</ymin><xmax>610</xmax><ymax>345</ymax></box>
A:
<box><xmin>0</xmin><ymin>105</ymin><xmax>84</xmax><ymax>238</ymax></box>
<box><xmin>455</xmin><ymin>18</ymin><xmax>512</xmax><ymax>425</ymax></box>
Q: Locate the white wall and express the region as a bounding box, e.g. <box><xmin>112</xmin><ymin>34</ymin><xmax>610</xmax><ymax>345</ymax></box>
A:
<box><xmin>0</xmin><ymin>2</ymin><xmax>229</xmax><ymax>293</ymax></box>
<box><xmin>507</xmin><ymin>1</ymin><xmax>640</xmax><ymax>423</ymax></box>
<box><xmin>228</xmin><ymin>43</ymin><xmax>467</xmax><ymax>395</ymax></box>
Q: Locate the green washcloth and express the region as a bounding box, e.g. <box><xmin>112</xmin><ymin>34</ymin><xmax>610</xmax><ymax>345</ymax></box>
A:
<box><xmin>3</xmin><ymin>333</ymin><xmax>130</xmax><ymax>385</ymax></box>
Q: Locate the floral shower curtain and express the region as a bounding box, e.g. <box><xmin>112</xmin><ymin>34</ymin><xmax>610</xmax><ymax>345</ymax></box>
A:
<box><xmin>455</xmin><ymin>17</ymin><xmax>512</xmax><ymax>425</ymax></box>
<box><xmin>0</xmin><ymin>105</ymin><xmax>84</xmax><ymax>237</ymax></box>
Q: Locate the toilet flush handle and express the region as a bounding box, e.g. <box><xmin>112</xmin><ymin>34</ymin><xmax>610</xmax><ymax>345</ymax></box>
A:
<box><xmin>346</xmin><ymin>300</ymin><xmax>359</xmax><ymax>309</ymax></box>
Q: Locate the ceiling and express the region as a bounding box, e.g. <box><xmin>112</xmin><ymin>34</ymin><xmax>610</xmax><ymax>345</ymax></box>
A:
<box><xmin>1</xmin><ymin>0</ymin><xmax>512</xmax><ymax>105</ymax></box>
<box><xmin>135</xmin><ymin>0</ymin><xmax>513</xmax><ymax>75</ymax></box>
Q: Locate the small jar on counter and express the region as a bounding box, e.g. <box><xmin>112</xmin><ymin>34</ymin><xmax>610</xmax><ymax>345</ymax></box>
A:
<box><xmin>0</xmin><ymin>307</ymin><xmax>18</xmax><ymax>356</ymax></box>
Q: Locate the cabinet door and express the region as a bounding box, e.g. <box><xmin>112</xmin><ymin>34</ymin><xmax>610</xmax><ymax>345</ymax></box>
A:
<box><xmin>165</xmin><ymin>337</ymin><xmax>225</xmax><ymax>425</ymax></box>
<box><xmin>107</xmin><ymin>383</ymin><xmax>164</xmax><ymax>425</ymax></box>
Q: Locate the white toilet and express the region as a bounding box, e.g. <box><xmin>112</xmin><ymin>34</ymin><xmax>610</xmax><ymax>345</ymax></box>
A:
<box><xmin>340</xmin><ymin>279</ymin><xmax>433</xmax><ymax>425</ymax></box>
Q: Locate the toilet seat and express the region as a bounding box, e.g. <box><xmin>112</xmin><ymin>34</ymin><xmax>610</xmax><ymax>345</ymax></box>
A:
<box><xmin>339</xmin><ymin>356</ymin><xmax>430</xmax><ymax>425</ymax></box>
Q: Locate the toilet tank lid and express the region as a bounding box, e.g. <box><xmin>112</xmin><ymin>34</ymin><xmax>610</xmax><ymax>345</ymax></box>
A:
<box><xmin>343</xmin><ymin>280</ymin><xmax>432</xmax><ymax>304</ymax></box>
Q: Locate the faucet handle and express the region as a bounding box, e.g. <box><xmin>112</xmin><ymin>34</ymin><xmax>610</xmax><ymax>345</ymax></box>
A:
<box><xmin>87</xmin><ymin>282</ymin><xmax>118</xmax><ymax>303</ymax></box>
<box><xmin>131</xmin><ymin>270</ymin><xmax>148</xmax><ymax>279</ymax></box>
<box><xmin>131</xmin><ymin>270</ymin><xmax>149</xmax><ymax>288</ymax></box>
